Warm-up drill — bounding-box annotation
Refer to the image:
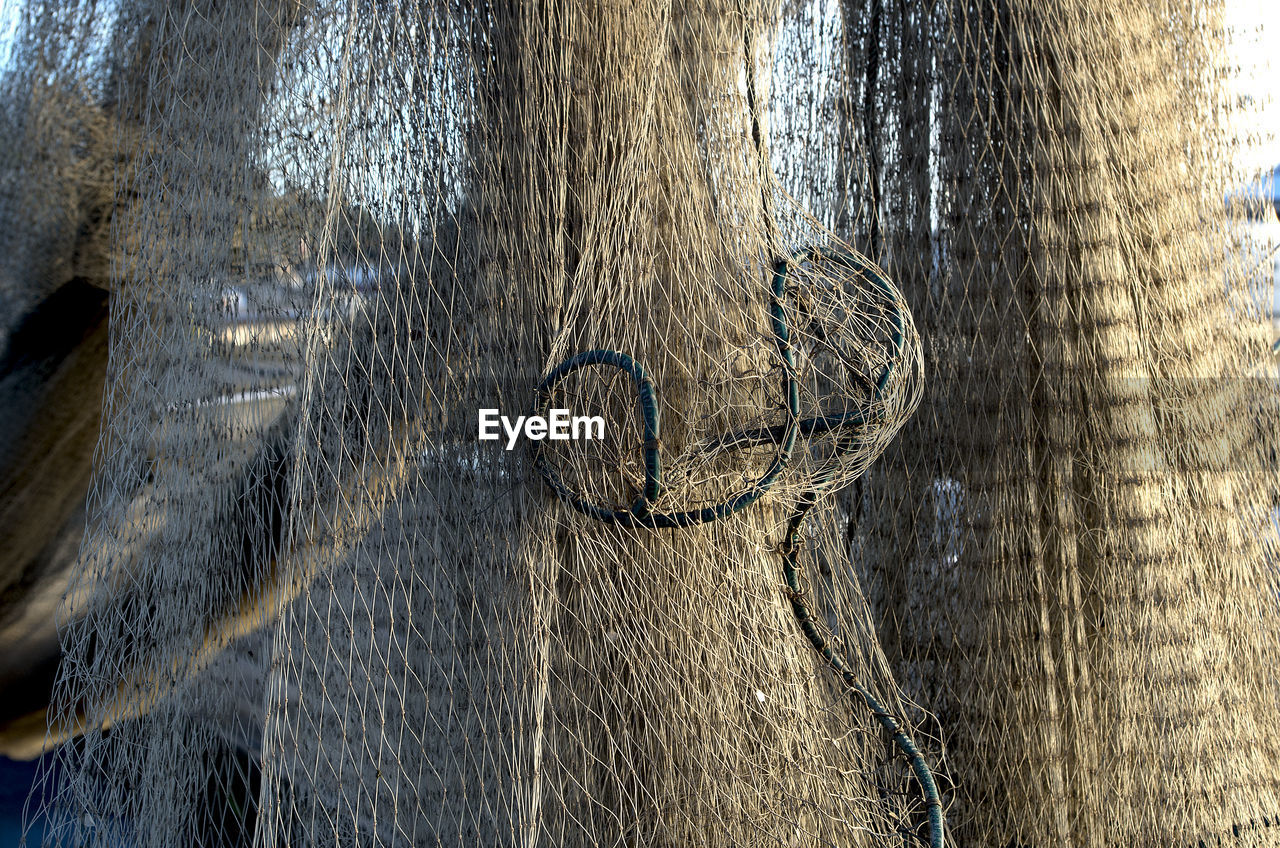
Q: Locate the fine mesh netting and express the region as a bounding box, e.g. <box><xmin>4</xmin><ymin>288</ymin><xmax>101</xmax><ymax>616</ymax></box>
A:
<box><xmin>0</xmin><ymin>0</ymin><xmax>1276</xmax><ymax>845</ymax></box>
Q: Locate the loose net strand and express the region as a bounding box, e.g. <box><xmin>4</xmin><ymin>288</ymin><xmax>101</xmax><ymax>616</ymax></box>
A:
<box><xmin>0</xmin><ymin>0</ymin><xmax>1273</xmax><ymax>846</ymax></box>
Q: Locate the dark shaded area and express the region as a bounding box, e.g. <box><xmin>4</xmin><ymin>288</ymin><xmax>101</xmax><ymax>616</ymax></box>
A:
<box><xmin>0</xmin><ymin>755</ymin><xmax>47</xmax><ymax>846</ymax></box>
<box><xmin>0</xmin><ymin>277</ymin><xmax>108</xmax><ymax>613</ymax></box>
<box><xmin>0</xmin><ymin>279</ymin><xmax>109</xmax><ymax>754</ymax></box>
<box><xmin>196</xmin><ymin>743</ymin><xmax>262</xmax><ymax>848</ymax></box>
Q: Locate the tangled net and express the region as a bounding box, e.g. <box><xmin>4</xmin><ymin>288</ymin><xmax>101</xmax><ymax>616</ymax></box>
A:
<box><xmin>1</xmin><ymin>0</ymin><xmax>1276</xmax><ymax>846</ymax></box>
<box><xmin>532</xmin><ymin>244</ymin><xmax>936</xmax><ymax>840</ymax></box>
<box><xmin>531</xmin><ymin>247</ymin><xmax>922</xmax><ymax>528</ymax></box>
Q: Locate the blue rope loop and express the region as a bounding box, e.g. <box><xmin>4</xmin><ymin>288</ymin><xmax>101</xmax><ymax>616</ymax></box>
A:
<box><xmin>532</xmin><ymin>248</ymin><xmax>898</xmax><ymax>527</ymax></box>
<box><xmin>531</xmin><ymin>348</ymin><xmax>662</xmax><ymax>514</ymax></box>
<box><xmin>530</xmin><ymin>247</ymin><xmax>945</xmax><ymax>847</ymax></box>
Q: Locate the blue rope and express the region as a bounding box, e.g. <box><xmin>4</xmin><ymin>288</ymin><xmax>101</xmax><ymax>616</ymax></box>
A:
<box><xmin>531</xmin><ymin>248</ymin><xmax>945</xmax><ymax>847</ymax></box>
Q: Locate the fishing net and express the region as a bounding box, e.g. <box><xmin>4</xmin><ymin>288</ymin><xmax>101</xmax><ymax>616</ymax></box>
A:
<box><xmin>0</xmin><ymin>0</ymin><xmax>1274</xmax><ymax>845</ymax></box>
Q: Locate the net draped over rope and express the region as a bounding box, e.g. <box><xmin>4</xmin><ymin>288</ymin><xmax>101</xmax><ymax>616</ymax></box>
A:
<box><xmin>0</xmin><ymin>0</ymin><xmax>1273</xmax><ymax>846</ymax></box>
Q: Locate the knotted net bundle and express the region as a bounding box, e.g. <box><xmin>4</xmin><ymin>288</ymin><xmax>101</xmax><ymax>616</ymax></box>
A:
<box><xmin>0</xmin><ymin>0</ymin><xmax>1274</xmax><ymax>846</ymax></box>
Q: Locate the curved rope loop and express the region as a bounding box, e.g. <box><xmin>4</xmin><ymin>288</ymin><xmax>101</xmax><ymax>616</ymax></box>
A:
<box><xmin>530</xmin><ymin>247</ymin><xmax>946</xmax><ymax>848</ymax></box>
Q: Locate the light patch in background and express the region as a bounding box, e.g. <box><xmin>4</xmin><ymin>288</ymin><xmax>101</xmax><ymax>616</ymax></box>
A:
<box><xmin>0</xmin><ymin>0</ymin><xmax>18</xmax><ymax>72</ymax></box>
<box><xmin>1226</xmin><ymin>0</ymin><xmax>1280</xmax><ymax>176</ymax></box>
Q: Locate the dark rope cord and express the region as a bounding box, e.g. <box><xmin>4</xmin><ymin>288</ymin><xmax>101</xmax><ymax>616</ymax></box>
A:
<box><xmin>530</xmin><ymin>248</ymin><xmax>945</xmax><ymax>847</ymax></box>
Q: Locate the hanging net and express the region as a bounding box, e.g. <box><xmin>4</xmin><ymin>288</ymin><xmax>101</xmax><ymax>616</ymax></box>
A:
<box><xmin>0</xmin><ymin>0</ymin><xmax>1274</xmax><ymax>846</ymax></box>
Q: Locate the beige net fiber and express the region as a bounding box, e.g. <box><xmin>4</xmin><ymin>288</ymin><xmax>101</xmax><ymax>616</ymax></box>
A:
<box><xmin>0</xmin><ymin>0</ymin><xmax>1274</xmax><ymax>846</ymax></box>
